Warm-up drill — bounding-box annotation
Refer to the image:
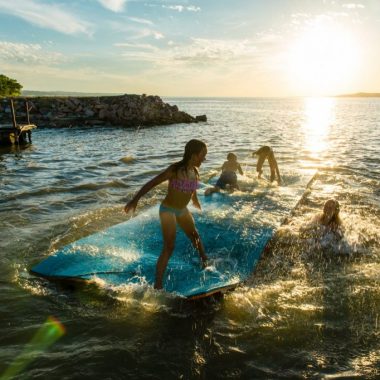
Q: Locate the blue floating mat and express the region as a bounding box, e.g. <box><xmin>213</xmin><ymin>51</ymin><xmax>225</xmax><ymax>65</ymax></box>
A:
<box><xmin>31</xmin><ymin>172</ymin><xmax>315</xmax><ymax>299</ymax></box>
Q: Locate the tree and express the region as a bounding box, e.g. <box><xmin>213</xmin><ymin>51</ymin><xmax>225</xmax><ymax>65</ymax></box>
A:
<box><xmin>0</xmin><ymin>74</ymin><xmax>23</xmax><ymax>97</ymax></box>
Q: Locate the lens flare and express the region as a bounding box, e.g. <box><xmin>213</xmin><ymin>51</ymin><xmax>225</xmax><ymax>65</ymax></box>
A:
<box><xmin>0</xmin><ymin>316</ymin><xmax>65</xmax><ymax>380</ymax></box>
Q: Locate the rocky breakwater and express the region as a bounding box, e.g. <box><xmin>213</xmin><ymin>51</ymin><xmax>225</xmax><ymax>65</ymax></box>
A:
<box><xmin>0</xmin><ymin>94</ymin><xmax>207</xmax><ymax>127</ymax></box>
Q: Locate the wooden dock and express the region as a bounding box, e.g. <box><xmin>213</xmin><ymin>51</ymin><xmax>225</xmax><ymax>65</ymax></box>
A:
<box><xmin>0</xmin><ymin>99</ymin><xmax>37</xmax><ymax>145</ymax></box>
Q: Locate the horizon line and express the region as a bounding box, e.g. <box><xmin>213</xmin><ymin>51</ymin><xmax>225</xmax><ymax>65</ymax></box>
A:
<box><xmin>21</xmin><ymin>90</ymin><xmax>380</xmax><ymax>98</ymax></box>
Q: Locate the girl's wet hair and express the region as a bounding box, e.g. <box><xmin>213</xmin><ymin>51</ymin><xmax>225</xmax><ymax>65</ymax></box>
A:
<box><xmin>324</xmin><ymin>199</ymin><xmax>340</xmax><ymax>214</ymax></box>
<box><xmin>323</xmin><ymin>199</ymin><xmax>341</xmax><ymax>226</ymax></box>
<box><xmin>227</xmin><ymin>152</ymin><xmax>237</xmax><ymax>161</ymax></box>
<box><xmin>173</xmin><ymin>139</ymin><xmax>207</xmax><ymax>175</ymax></box>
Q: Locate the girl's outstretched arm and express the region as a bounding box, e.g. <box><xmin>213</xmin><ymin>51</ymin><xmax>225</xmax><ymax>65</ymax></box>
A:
<box><xmin>191</xmin><ymin>191</ymin><xmax>202</xmax><ymax>210</ymax></box>
<box><xmin>124</xmin><ymin>166</ymin><xmax>173</xmax><ymax>214</ymax></box>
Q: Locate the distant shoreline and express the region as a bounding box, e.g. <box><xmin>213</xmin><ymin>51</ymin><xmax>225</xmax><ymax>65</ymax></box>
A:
<box><xmin>22</xmin><ymin>90</ymin><xmax>123</xmax><ymax>97</ymax></box>
<box><xmin>335</xmin><ymin>92</ymin><xmax>380</xmax><ymax>98</ymax></box>
<box><xmin>21</xmin><ymin>90</ymin><xmax>380</xmax><ymax>98</ymax></box>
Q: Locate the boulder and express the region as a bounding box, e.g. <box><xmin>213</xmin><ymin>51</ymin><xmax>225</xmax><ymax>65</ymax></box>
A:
<box><xmin>195</xmin><ymin>115</ymin><xmax>207</xmax><ymax>122</ymax></box>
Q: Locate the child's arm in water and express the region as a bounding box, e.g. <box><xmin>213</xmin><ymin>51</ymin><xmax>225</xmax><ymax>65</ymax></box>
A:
<box><xmin>191</xmin><ymin>190</ymin><xmax>202</xmax><ymax>210</ymax></box>
<box><xmin>124</xmin><ymin>166</ymin><xmax>172</xmax><ymax>214</ymax></box>
<box><xmin>237</xmin><ymin>162</ymin><xmax>244</xmax><ymax>175</ymax></box>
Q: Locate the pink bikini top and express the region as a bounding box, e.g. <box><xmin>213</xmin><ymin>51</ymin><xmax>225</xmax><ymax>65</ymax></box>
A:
<box><xmin>169</xmin><ymin>177</ymin><xmax>199</xmax><ymax>193</ymax></box>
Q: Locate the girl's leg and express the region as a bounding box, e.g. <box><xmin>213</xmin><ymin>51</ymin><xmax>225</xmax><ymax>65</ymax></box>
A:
<box><xmin>268</xmin><ymin>151</ymin><xmax>281</xmax><ymax>183</ymax></box>
<box><xmin>256</xmin><ymin>153</ymin><xmax>267</xmax><ymax>179</ymax></box>
<box><xmin>155</xmin><ymin>211</ymin><xmax>177</xmax><ymax>289</ymax></box>
<box><xmin>176</xmin><ymin>210</ymin><xmax>208</xmax><ymax>266</ymax></box>
<box><xmin>268</xmin><ymin>152</ymin><xmax>276</xmax><ymax>182</ymax></box>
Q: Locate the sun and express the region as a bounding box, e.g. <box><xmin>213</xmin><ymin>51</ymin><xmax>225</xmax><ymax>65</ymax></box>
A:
<box><xmin>287</xmin><ymin>22</ymin><xmax>361</xmax><ymax>95</ymax></box>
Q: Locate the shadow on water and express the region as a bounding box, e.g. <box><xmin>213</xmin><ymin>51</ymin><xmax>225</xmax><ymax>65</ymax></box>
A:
<box><xmin>0</xmin><ymin>144</ymin><xmax>35</xmax><ymax>180</ymax></box>
<box><xmin>12</xmin><ymin>272</ymin><xmax>225</xmax><ymax>379</ymax></box>
<box><xmin>0</xmin><ymin>143</ymin><xmax>34</xmax><ymax>157</ymax></box>
<box><xmin>302</xmin><ymin>242</ymin><xmax>378</xmax><ymax>379</ymax></box>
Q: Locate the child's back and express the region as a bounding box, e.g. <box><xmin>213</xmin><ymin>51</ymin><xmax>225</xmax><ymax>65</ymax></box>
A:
<box><xmin>205</xmin><ymin>152</ymin><xmax>243</xmax><ymax>195</ymax></box>
<box><xmin>222</xmin><ymin>159</ymin><xmax>241</xmax><ymax>173</ymax></box>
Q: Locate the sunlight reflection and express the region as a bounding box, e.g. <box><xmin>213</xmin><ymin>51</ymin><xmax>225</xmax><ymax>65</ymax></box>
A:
<box><xmin>303</xmin><ymin>97</ymin><xmax>335</xmax><ymax>157</ymax></box>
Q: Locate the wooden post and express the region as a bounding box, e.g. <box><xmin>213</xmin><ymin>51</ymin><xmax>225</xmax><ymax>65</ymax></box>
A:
<box><xmin>25</xmin><ymin>100</ymin><xmax>31</xmax><ymax>124</ymax></box>
<box><xmin>9</xmin><ymin>98</ymin><xmax>19</xmax><ymax>144</ymax></box>
<box><xmin>10</xmin><ymin>99</ymin><xmax>17</xmax><ymax>128</ymax></box>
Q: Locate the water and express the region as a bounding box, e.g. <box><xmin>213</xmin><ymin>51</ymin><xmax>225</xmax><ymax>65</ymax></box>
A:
<box><xmin>0</xmin><ymin>97</ymin><xmax>379</xmax><ymax>379</ymax></box>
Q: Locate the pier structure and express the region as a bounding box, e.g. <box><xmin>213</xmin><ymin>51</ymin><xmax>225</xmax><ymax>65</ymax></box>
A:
<box><xmin>0</xmin><ymin>99</ymin><xmax>37</xmax><ymax>145</ymax></box>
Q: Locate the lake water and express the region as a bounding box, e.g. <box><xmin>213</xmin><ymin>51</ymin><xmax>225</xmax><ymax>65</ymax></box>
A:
<box><xmin>0</xmin><ymin>97</ymin><xmax>379</xmax><ymax>379</ymax></box>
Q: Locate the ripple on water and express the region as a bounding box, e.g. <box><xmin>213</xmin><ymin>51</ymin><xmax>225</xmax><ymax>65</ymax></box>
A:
<box><xmin>1</xmin><ymin>98</ymin><xmax>379</xmax><ymax>379</ymax></box>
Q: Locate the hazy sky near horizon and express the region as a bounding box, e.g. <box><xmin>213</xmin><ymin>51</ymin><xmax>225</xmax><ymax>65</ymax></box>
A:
<box><xmin>0</xmin><ymin>0</ymin><xmax>379</xmax><ymax>96</ymax></box>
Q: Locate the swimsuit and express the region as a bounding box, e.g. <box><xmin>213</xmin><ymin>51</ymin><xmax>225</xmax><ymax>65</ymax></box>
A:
<box><xmin>160</xmin><ymin>175</ymin><xmax>198</xmax><ymax>216</ymax></box>
<box><xmin>169</xmin><ymin>177</ymin><xmax>198</xmax><ymax>193</ymax></box>
<box><xmin>159</xmin><ymin>204</ymin><xmax>187</xmax><ymax>217</ymax></box>
<box><xmin>215</xmin><ymin>171</ymin><xmax>237</xmax><ymax>189</ymax></box>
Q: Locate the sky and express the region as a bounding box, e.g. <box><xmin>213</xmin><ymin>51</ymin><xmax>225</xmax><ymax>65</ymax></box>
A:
<box><xmin>0</xmin><ymin>0</ymin><xmax>379</xmax><ymax>97</ymax></box>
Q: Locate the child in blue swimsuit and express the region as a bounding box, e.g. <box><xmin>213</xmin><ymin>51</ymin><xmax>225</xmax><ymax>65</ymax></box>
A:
<box><xmin>124</xmin><ymin>139</ymin><xmax>208</xmax><ymax>290</ymax></box>
<box><xmin>205</xmin><ymin>152</ymin><xmax>244</xmax><ymax>195</ymax></box>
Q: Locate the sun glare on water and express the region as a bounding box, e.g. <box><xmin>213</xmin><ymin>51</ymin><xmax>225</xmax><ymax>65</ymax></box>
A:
<box><xmin>303</xmin><ymin>97</ymin><xmax>336</xmax><ymax>157</ymax></box>
<box><xmin>287</xmin><ymin>23</ymin><xmax>361</xmax><ymax>96</ymax></box>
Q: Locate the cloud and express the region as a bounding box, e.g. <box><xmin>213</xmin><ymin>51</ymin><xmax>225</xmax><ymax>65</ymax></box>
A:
<box><xmin>342</xmin><ymin>3</ymin><xmax>365</xmax><ymax>9</ymax></box>
<box><xmin>172</xmin><ymin>38</ymin><xmax>255</xmax><ymax>64</ymax></box>
<box><xmin>128</xmin><ymin>17</ymin><xmax>153</xmax><ymax>25</ymax></box>
<box><xmin>115</xmin><ymin>37</ymin><xmax>258</xmax><ymax>68</ymax></box>
<box><xmin>187</xmin><ymin>6</ymin><xmax>201</xmax><ymax>12</ymax></box>
<box><xmin>127</xmin><ymin>28</ymin><xmax>164</xmax><ymax>40</ymax></box>
<box><xmin>109</xmin><ymin>20</ymin><xmax>164</xmax><ymax>39</ymax></box>
<box><xmin>98</xmin><ymin>0</ymin><xmax>127</xmax><ymax>12</ymax></box>
<box><xmin>162</xmin><ymin>5</ymin><xmax>201</xmax><ymax>12</ymax></box>
<box><xmin>290</xmin><ymin>11</ymin><xmax>349</xmax><ymax>28</ymax></box>
<box><xmin>0</xmin><ymin>41</ymin><xmax>66</xmax><ymax>65</ymax></box>
<box><xmin>0</xmin><ymin>0</ymin><xmax>92</xmax><ymax>35</ymax></box>
<box><xmin>114</xmin><ymin>42</ymin><xmax>158</xmax><ymax>50</ymax></box>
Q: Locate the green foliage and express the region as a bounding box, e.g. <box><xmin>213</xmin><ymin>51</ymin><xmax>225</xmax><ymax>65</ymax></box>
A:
<box><xmin>0</xmin><ymin>74</ymin><xmax>23</xmax><ymax>97</ymax></box>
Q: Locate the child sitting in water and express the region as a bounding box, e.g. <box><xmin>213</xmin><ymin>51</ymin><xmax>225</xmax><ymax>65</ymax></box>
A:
<box><xmin>205</xmin><ymin>152</ymin><xmax>244</xmax><ymax>195</ymax></box>
<box><xmin>253</xmin><ymin>146</ymin><xmax>281</xmax><ymax>184</ymax></box>
<box><xmin>316</xmin><ymin>199</ymin><xmax>343</xmax><ymax>233</ymax></box>
<box><xmin>301</xmin><ymin>199</ymin><xmax>344</xmax><ymax>240</ymax></box>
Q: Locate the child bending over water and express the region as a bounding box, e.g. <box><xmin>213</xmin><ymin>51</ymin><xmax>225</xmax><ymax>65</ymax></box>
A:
<box><xmin>205</xmin><ymin>152</ymin><xmax>244</xmax><ymax>195</ymax></box>
<box><xmin>124</xmin><ymin>139</ymin><xmax>208</xmax><ymax>290</ymax></box>
<box><xmin>253</xmin><ymin>146</ymin><xmax>281</xmax><ymax>184</ymax></box>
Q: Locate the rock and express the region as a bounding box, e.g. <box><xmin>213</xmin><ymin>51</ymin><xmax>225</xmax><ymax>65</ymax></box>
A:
<box><xmin>84</xmin><ymin>108</ymin><xmax>95</xmax><ymax>117</ymax></box>
<box><xmin>195</xmin><ymin>115</ymin><xmax>207</xmax><ymax>122</ymax></box>
<box><xmin>0</xmin><ymin>94</ymin><xmax>206</xmax><ymax>128</ymax></box>
<box><xmin>97</xmin><ymin>109</ymin><xmax>104</xmax><ymax>119</ymax></box>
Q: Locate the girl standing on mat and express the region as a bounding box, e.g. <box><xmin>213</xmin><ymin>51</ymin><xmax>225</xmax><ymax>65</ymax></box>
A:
<box><xmin>124</xmin><ymin>139</ymin><xmax>208</xmax><ymax>290</ymax></box>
